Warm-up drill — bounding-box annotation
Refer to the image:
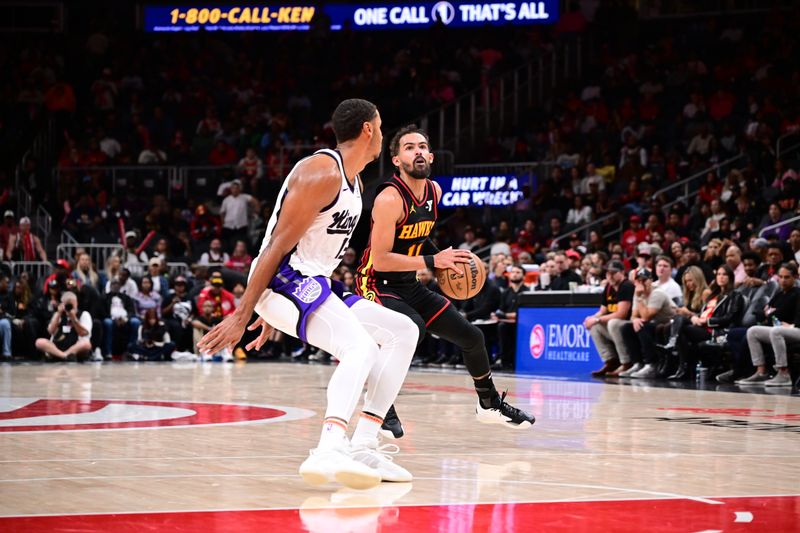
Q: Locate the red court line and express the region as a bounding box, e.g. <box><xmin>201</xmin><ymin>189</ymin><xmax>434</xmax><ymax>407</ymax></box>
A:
<box><xmin>1</xmin><ymin>495</ymin><xmax>796</xmax><ymax>532</ymax></box>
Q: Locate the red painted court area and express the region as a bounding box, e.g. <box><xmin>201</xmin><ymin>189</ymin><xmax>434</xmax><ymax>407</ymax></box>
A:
<box><xmin>3</xmin><ymin>495</ymin><xmax>797</xmax><ymax>532</ymax></box>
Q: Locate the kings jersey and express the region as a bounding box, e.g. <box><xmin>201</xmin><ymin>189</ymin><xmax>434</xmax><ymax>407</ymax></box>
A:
<box><xmin>356</xmin><ymin>175</ymin><xmax>438</xmax><ymax>298</ymax></box>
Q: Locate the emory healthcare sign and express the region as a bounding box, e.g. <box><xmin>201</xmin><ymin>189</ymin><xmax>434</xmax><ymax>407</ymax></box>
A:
<box><xmin>516</xmin><ymin>306</ymin><xmax>603</xmax><ymax>377</ymax></box>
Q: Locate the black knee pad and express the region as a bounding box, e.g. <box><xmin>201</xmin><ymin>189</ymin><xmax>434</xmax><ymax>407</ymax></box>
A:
<box><xmin>410</xmin><ymin>315</ymin><xmax>427</xmax><ymax>347</ymax></box>
<box><xmin>462</xmin><ymin>323</ymin><xmax>484</xmax><ymax>350</ymax></box>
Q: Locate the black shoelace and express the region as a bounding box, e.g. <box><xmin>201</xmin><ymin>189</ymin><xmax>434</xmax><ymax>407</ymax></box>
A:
<box><xmin>495</xmin><ymin>390</ymin><xmax>529</xmax><ymax>422</ymax></box>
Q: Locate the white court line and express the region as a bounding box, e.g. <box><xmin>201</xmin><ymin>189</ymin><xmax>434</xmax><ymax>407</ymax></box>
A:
<box><xmin>1</xmin><ymin>452</ymin><xmax>798</xmax><ymax>464</ymax></box>
<box><xmin>1</xmin><ymin>493</ymin><xmax>796</xmax><ymax>520</ymax></box>
<box><xmin>0</xmin><ymin>472</ymin><xmax>722</xmax><ymax>505</ymax></box>
<box><xmin>734</xmin><ymin>511</ymin><xmax>754</xmax><ymax>523</ymax></box>
<box><xmin>409</xmin><ymin>477</ymin><xmax>725</xmax><ymax>505</ymax></box>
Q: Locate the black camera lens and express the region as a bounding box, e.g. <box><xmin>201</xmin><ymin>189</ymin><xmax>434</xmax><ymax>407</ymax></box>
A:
<box><xmin>64</xmin><ymin>303</ymin><xmax>74</xmax><ymax>312</ymax></box>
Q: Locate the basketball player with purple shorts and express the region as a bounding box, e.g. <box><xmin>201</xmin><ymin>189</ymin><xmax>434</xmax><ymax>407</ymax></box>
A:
<box><xmin>355</xmin><ymin>125</ymin><xmax>535</xmax><ymax>439</ymax></box>
<box><xmin>199</xmin><ymin>101</ymin><xmax>459</xmax><ymax>489</ymax></box>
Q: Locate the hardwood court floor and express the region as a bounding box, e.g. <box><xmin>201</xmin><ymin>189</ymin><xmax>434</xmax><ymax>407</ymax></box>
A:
<box><xmin>0</xmin><ymin>361</ymin><xmax>798</xmax><ymax>532</ymax></box>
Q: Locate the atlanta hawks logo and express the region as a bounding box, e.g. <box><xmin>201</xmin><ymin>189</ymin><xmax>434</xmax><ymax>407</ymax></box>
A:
<box><xmin>0</xmin><ymin>398</ymin><xmax>315</xmax><ymax>432</ymax></box>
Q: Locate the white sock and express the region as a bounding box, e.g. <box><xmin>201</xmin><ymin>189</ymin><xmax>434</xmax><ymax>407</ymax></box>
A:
<box><xmin>318</xmin><ymin>417</ymin><xmax>348</xmax><ymax>450</ymax></box>
<box><xmin>350</xmin><ymin>412</ymin><xmax>383</xmax><ymax>447</ymax></box>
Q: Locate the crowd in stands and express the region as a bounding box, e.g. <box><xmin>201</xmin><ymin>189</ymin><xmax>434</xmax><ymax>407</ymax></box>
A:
<box><xmin>2</xmin><ymin>16</ymin><xmax>560</xmax><ymax>219</ymax></box>
<box><xmin>0</xmin><ymin>244</ymin><xmax>252</xmax><ymax>362</ymax></box>
<box><xmin>481</xmin><ymin>10</ymin><xmax>800</xmax><ymax>243</ymax></box>
<box><xmin>1</xmin><ymin>7</ymin><xmax>798</xmax><ymax>386</ymax></box>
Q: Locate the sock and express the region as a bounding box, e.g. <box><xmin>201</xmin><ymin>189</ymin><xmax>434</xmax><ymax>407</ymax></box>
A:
<box><xmin>318</xmin><ymin>416</ymin><xmax>348</xmax><ymax>449</ymax></box>
<box><xmin>474</xmin><ymin>373</ymin><xmax>499</xmax><ymax>409</ymax></box>
<box><xmin>350</xmin><ymin>411</ymin><xmax>383</xmax><ymax>447</ymax></box>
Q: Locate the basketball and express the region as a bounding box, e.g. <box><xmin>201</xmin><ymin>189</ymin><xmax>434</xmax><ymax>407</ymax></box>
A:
<box><xmin>435</xmin><ymin>252</ymin><xmax>486</xmax><ymax>300</ymax></box>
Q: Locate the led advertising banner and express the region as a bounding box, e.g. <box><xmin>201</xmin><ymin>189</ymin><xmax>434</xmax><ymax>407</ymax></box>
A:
<box><xmin>434</xmin><ymin>174</ymin><xmax>525</xmax><ymax>207</ymax></box>
<box><xmin>516</xmin><ymin>306</ymin><xmax>603</xmax><ymax>377</ymax></box>
<box><xmin>326</xmin><ymin>1</ymin><xmax>559</xmax><ymax>30</ymax></box>
<box><xmin>144</xmin><ymin>5</ymin><xmax>319</xmax><ymax>32</ymax></box>
<box><xmin>143</xmin><ymin>2</ymin><xmax>559</xmax><ymax>32</ymax></box>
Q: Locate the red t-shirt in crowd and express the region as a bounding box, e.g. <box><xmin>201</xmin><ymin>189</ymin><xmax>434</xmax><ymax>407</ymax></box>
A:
<box><xmin>197</xmin><ymin>286</ymin><xmax>236</xmax><ymax>317</ymax></box>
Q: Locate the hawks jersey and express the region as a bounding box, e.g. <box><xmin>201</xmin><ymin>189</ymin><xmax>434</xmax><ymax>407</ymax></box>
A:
<box><xmin>356</xmin><ymin>175</ymin><xmax>438</xmax><ymax>297</ymax></box>
<box><xmin>251</xmin><ymin>148</ymin><xmax>361</xmax><ymax>280</ymax></box>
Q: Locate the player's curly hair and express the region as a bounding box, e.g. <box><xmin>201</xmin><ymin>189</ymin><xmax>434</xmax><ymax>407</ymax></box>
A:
<box><xmin>389</xmin><ymin>124</ymin><xmax>431</xmax><ymax>158</ymax></box>
<box><xmin>332</xmin><ymin>99</ymin><xmax>378</xmax><ymax>143</ymax></box>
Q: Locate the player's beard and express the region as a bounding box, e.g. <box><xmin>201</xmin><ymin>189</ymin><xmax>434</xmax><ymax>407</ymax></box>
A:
<box><xmin>402</xmin><ymin>157</ymin><xmax>431</xmax><ymax>180</ymax></box>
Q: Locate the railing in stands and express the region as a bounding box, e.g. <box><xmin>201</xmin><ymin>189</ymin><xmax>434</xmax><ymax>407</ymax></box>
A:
<box><xmin>15</xmin><ymin>186</ymin><xmax>53</xmax><ymax>251</ymax></box>
<box><xmin>166</xmin><ymin>262</ymin><xmax>190</xmax><ymax>278</ymax></box>
<box><xmin>17</xmin><ymin>187</ymin><xmax>32</xmax><ymax>218</ymax></box>
<box><xmin>52</xmin><ymin>166</ymin><xmax>181</xmax><ymax>200</ymax></box>
<box><xmin>61</xmin><ymin>230</ymin><xmax>79</xmax><ymax>245</ymax></box>
<box><xmin>178</xmin><ymin>166</ymin><xmax>231</xmax><ymax>199</ymax></box>
<box><xmin>658</xmin><ymin>154</ymin><xmax>746</xmax><ymax>212</ymax></box>
<box><xmin>56</xmin><ymin>243</ymin><xmax>124</xmax><ymax>271</ymax></box>
<box><xmin>15</xmin><ymin>118</ymin><xmax>56</xmax><ymax>211</ymax></box>
<box><xmin>379</xmin><ymin>36</ymin><xmax>586</xmax><ymax>176</ymax></box>
<box><xmin>759</xmin><ymin>215</ymin><xmax>800</xmax><ymax>238</ymax></box>
<box><xmin>550</xmin><ymin>154</ymin><xmax>748</xmax><ymax>248</ymax></box>
<box><xmin>551</xmin><ymin>212</ymin><xmax>623</xmax><ymax>249</ymax></box>
<box><xmin>777</xmin><ymin>130</ymin><xmax>800</xmax><ymax>160</ymax></box>
<box><xmin>48</xmin><ymin>153</ymin><xmax>455</xmax><ymax>206</ymax></box>
<box><xmin>35</xmin><ymin>204</ymin><xmax>51</xmax><ymax>242</ymax></box>
<box><xmin>6</xmin><ymin>261</ymin><xmax>53</xmax><ymax>283</ymax></box>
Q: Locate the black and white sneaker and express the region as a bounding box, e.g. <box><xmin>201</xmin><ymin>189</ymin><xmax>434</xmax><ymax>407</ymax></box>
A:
<box><xmin>379</xmin><ymin>404</ymin><xmax>404</xmax><ymax>439</ymax></box>
<box><xmin>476</xmin><ymin>391</ymin><xmax>535</xmax><ymax>429</ymax></box>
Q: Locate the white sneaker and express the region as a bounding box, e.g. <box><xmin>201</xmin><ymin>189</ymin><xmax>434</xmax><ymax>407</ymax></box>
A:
<box><xmin>91</xmin><ymin>348</ymin><xmax>104</xmax><ymax>362</ymax></box>
<box><xmin>763</xmin><ymin>373</ymin><xmax>792</xmax><ymax>387</ymax></box>
<box><xmin>171</xmin><ymin>351</ymin><xmax>198</xmax><ymax>362</ymax></box>
<box><xmin>299</xmin><ymin>445</ymin><xmax>381</xmax><ymax>490</ymax></box>
<box><xmin>349</xmin><ymin>439</ymin><xmax>413</xmax><ymax>483</ymax></box>
<box><xmin>630</xmin><ymin>363</ymin><xmax>658</xmax><ymax>379</ymax></box>
<box><xmin>618</xmin><ymin>362</ymin><xmax>643</xmax><ymax>378</ymax></box>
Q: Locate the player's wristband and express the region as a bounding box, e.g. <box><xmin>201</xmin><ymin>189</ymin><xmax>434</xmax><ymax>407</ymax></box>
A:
<box><xmin>422</xmin><ymin>238</ymin><xmax>441</xmax><ymax>255</ymax></box>
<box><xmin>424</xmin><ymin>255</ymin><xmax>435</xmax><ymax>271</ymax></box>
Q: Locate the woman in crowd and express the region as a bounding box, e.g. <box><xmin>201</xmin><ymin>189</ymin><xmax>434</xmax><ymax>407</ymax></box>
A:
<box><xmin>587</xmin><ymin>230</ymin><xmax>605</xmax><ymax>253</ymax></box>
<box><xmin>73</xmin><ymin>252</ymin><xmax>105</xmax><ymax>292</ymax></box>
<box><xmin>669</xmin><ymin>241</ymin><xmax>685</xmax><ymax>270</ymax></box>
<box><xmin>224</xmin><ymin>240</ymin><xmax>253</xmax><ymax>274</ymax></box>
<box><xmin>678</xmin><ymin>266</ymin><xmax>709</xmax><ymax>319</ymax></box>
<box><xmin>133</xmin><ymin>276</ymin><xmax>161</xmax><ymax>319</ymax></box>
<box><xmin>11</xmin><ymin>279</ymin><xmax>37</xmax><ymax>358</ymax></box>
<box><xmin>104</xmin><ymin>254</ymin><xmax>122</xmax><ymax>285</ymax></box>
<box><xmin>669</xmin><ymin>264</ymin><xmax>742</xmax><ymax>380</ymax></box>
<box><xmin>702</xmin><ymin>238</ymin><xmax>724</xmax><ymax>271</ymax></box>
<box><xmin>129</xmin><ymin>309</ymin><xmax>174</xmax><ymax>361</ymax></box>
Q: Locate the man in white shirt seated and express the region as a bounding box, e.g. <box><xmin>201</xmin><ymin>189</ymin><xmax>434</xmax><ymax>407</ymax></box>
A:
<box><xmin>652</xmin><ymin>255</ymin><xmax>682</xmax><ymax>305</ymax></box>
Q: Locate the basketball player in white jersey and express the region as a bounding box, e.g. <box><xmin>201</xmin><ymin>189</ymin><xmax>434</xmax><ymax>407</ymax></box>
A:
<box><xmin>199</xmin><ymin>99</ymin><xmax>462</xmax><ymax>490</ymax></box>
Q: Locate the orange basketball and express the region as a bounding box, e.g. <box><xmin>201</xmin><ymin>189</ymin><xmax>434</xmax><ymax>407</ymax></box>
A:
<box><xmin>435</xmin><ymin>252</ymin><xmax>486</xmax><ymax>300</ymax></box>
